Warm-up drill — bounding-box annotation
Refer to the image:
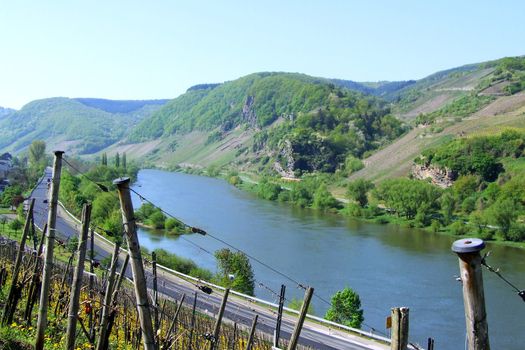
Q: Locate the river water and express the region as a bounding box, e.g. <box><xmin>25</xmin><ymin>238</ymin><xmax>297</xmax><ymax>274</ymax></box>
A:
<box><xmin>132</xmin><ymin>169</ymin><xmax>524</xmax><ymax>349</ymax></box>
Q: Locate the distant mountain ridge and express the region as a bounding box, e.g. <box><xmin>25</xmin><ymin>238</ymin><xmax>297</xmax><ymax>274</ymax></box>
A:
<box><xmin>2</xmin><ymin>55</ymin><xmax>524</xmax><ymax>179</ymax></box>
<box><xmin>0</xmin><ymin>106</ymin><xmax>15</xmax><ymax>118</ymax></box>
<box><xmin>74</xmin><ymin>98</ymin><xmax>169</xmax><ymax>114</ymax></box>
<box><xmin>0</xmin><ymin>97</ymin><xmax>168</xmax><ymax>154</ymax></box>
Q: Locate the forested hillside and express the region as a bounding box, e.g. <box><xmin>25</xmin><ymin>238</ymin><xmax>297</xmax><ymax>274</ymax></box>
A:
<box><xmin>0</xmin><ymin>98</ymin><xmax>167</xmax><ymax>154</ymax></box>
<box><xmin>128</xmin><ymin>72</ymin><xmax>406</xmax><ymax>175</ymax></box>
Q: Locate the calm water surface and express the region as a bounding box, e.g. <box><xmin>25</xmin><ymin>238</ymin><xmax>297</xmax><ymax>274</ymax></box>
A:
<box><xmin>132</xmin><ymin>169</ymin><xmax>525</xmax><ymax>349</ymax></box>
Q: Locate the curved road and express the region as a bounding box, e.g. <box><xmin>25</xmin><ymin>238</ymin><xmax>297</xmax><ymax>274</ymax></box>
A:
<box><xmin>30</xmin><ymin>168</ymin><xmax>388</xmax><ymax>350</ymax></box>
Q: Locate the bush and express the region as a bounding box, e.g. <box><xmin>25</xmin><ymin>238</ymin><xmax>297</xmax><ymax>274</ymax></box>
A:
<box><xmin>345</xmin><ymin>203</ymin><xmax>363</xmax><ymax>217</ymax></box>
<box><xmin>430</xmin><ymin>219</ymin><xmax>441</xmax><ymax>233</ymax></box>
<box><xmin>344</xmin><ymin>155</ymin><xmax>364</xmax><ymax>174</ymax></box>
<box><xmin>154</xmin><ymin>249</ymin><xmax>201</xmax><ymax>275</ymax></box>
<box><xmin>165</xmin><ymin>218</ymin><xmax>186</xmax><ymax>234</ymax></box>
<box><xmin>507</xmin><ymin>224</ymin><xmax>525</xmax><ymax>242</ymax></box>
<box><xmin>374</xmin><ymin>216</ymin><xmax>390</xmax><ymax>224</ymax></box>
<box><xmin>147</xmin><ymin>210</ymin><xmax>166</xmax><ymax>229</ymax></box>
<box><xmin>256</xmin><ymin>179</ymin><xmax>282</xmax><ymax>200</ymax></box>
<box><xmin>449</xmin><ymin>221</ymin><xmax>468</xmax><ymax>236</ymax></box>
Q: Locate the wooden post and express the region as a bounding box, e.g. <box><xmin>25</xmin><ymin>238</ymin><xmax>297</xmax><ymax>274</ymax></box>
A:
<box><xmin>209</xmin><ymin>288</ymin><xmax>230</xmax><ymax>350</ymax></box>
<box><xmin>390</xmin><ymin>307</ymin><xmax>409</xmax><ymax>350</ymax></box>
<box><xmin>287</xmin><ymin>287</ymin><xmax>313</xmax><ymax>350</ymax></box>
<box><xmin>35</xmin><ymin>150</ymin><xmax>64</xmax><ymax>350</ymax></box>
<box><xmin>187</xmin><ymin>292</ymin><xmax>198</xmax><ymax>350</ymax></box>
<box><xmin>152</xmin><ymin>251</ymin><xmax>160</xmax><ymax>344</ymax></box>
<box><xmin>66</xmin><ymin>203</ymin><xmax>91</xmax><ymax>350</ymax></box>
<box><xmin>274</xmin><ymin>284</ymin><xmax>286</xmax><ymax>347</ymax></box>
<box><xmin>112</xmin><ymin>254</ymin><xmax>130</xmax><ymax>301</ymax></box>
<box><xmin>24</xmin><ymin>223</ymin><xmax>47</xmax><ymax>323</ymax></box>
<box><xmin>452</xmin><ymin>238</ymin><xmax>490</xmax><ymax>350</ymax></box>
<box><xmin>96</xmin><ymin>242</ymin><xmax>121</xmax><ymax>350</ymax></box>
<box><xmin>2</xmin><ymin>198</ymin><xmax>35</xmax><ymax>325</ymax></box>
<box><xmin>102</xmin><ymin>254</ymin><xmax>130</xmax><ymax>350</ymax></box>
<box><xmin>114</xmin><ymin>177</ymin><xmax>155</xmax><ymax>350</ymax></box>
<box><xmin>88</xmin><ymin>228</ymin><xmax>95</xmax><ymax>339</ymax></box>
<box><xmin>245</xmin><ymin>314</ymin><xmax>258</xmax><ymax>350</ymax></box>
<box><xmin>165</xmin><ymin>294</ymin><xmax>185</xmax><ymax>348</ymax></box>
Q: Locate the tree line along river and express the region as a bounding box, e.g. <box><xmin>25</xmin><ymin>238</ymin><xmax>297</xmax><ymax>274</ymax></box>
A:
<box><xmin>132</xmin><ymin>169</ymin><xmax>524</xmax><ymax>350</ymax></box>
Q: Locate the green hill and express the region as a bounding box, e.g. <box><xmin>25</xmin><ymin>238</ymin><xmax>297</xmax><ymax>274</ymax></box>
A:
<box><xmin>0</xmin><ymin>106</ymin><xmax>15</xmax><ymax>118</ymax></box>
<box><xmin>389</xmin><ymin>56</ymin><xmax>525</xmax><ymax>120</ymax></box>
<box><xmin>0</xmin><ymin>98</ymin><xmax>167</xmax><ymax>154</ymax></box>
<box><xmin>126</xmin><ymin>72</ymin><xmax>406</xmax><ymax>175</ymax></box>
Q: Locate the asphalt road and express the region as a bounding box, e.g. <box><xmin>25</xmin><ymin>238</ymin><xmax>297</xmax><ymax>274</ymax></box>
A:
<box><xmin>29</xmin><ymin>168</ymin><xmax>388</xmax><ymax>350</ymax></box>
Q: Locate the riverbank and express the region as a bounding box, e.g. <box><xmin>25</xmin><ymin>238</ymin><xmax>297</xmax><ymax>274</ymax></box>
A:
<box><xmin>175</xmin><ymin>168</ymin><xmax>525</xmax><ymax>250</ymax></box>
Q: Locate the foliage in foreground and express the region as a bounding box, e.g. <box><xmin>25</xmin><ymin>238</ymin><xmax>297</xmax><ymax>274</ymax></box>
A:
<box><xmin>325</xmin><ymin>287</ymin><xmax>364</xmax><ymax>329</ymax></box>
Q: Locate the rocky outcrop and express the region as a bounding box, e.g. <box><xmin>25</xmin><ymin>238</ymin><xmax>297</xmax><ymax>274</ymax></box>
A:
<box><xmin>242</xmin><ymin>96</ymin><xmax>257</xmax><ymax>128</ymax></box>
<box><xmin>274</xmin><ymin>139</ymin><xmax>295</xmax><ymax>178</ymax></box>
<box><xmin>412</xmin><ymin>164</ymin><xmax>456</xmax><ymax>188</ymax></box>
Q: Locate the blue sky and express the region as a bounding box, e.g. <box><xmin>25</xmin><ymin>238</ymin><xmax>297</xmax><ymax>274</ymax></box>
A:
<box><xmin>1</xmin><ymin>0</ymin><xmax>524</xmax><ymax>109</ymax></box>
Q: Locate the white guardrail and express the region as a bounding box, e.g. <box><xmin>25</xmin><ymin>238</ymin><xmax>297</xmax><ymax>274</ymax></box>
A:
<box><xmin>57</xmin><ymin>199</ymin><xmax>390</xmax><ymax>344</ymax></box>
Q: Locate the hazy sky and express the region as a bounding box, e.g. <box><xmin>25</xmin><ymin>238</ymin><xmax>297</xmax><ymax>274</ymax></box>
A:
<box><xmin>1</xmin><ymin>1</ymin><xmax>524</xmax><ymax>109</ymax></box>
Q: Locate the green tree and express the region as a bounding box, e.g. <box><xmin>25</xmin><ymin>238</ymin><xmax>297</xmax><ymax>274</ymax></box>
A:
<box><xmin>440</xmin><ymin>192</ymin><xmax>455</xmax><ymax>225</ymax></box>
<box><xmin>122</xmin><ymin>152</ymin><xmax>127</xmax><ymax>169</ymax></box>
<box><xmin>324</xmin><ymin>287</ymin><xmax>364</xmax><ymax>328</ymax></box>
<box><xmin>28</xmin><ymin>140</ymin><xmax>46</xmax><ymax>169</ymax></box>
<box><xmin>9</xmin><ymin>219</ymin><xmax>22</xmax><ymax>236</ymax></box>
<box><xmin>347</xmin><ymin>179</ymin><xmax>374</xmax><ymax>207</ymax></box>
<box><xmin>214</xmin><ymin>248</ymin><xmax>255</xmax><ymax>296</ymax></box>
<box><xmin>344</xmin><ymin>155</ymin><xmax>364</xmax><ymax>174</ymax></box>
<box><xmin>489</xmin><ymin>198</ymin><xmax>520</xmax><ymax>238</ymax></box>
<box><xmin>101</xmin><ymin>153</ymin><xmax>107</xmax><ymax>166</ymax></box>
<box><xmin>135</xmin><ymin>203</ymin><xmax>156</xmax><ymax>221</ymax></box>
<box><xmin>256</xmin><ymin>178</ymin><xmax>282</xmax><ymax>200</ymax></box>
<box><xmin>115</xmin><ymin>152</ymin><xmax>120</xmax><ymax>168</ymax></box>
<box><xmin>165</xmin><ymin>218</ymin><xmax>185</xmax><ymax>233</ymax></box>
<box><xmin>312</xmin><ymin>184</ymin><xmax>339</xmax><ymax>210</ymax></box>
<box><xmin>374</xmin><ymin>178</ymin><xmax>441</xmax><ymax>219</ymax></box>
<box><xmin>148</xmin><ymin>210</ymin><xmax>166</xmax><ymax>229</ymax></box>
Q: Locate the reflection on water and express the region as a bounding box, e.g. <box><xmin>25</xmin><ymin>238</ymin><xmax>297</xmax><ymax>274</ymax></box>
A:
<box><xmin>133</xmin><ymin>169</ymin><xmax>524</xmax><ymax>350</ymax></box>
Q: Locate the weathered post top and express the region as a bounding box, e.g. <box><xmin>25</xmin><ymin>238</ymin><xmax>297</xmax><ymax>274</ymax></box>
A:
<box><xmin>452</xmin><ymin>238</ymin><xmax>485</xmax><ymax>254</ymax></box>
<box><xmin>452</xmin><ymin>237</ymin><xmax>490</xmax><ymax>350</ymax></box>
<box><xmin>53</xmin><ymin>150</ymin><xmax>65</xmax><ymax>156</ymax></box>
<box><xmin>113</xmin><ymin>177</ymin><xmax>131</xmax><ymax>186</ymax></box>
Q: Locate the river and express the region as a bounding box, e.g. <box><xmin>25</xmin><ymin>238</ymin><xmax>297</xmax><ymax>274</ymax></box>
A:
<box><xmin>131</xmin><ymin>169</ymin><xmax>524</xmax><ymax>349</ymax></box>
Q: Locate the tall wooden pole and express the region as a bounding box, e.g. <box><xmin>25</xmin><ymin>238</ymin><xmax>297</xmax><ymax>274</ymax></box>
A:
<box><xmin>209</xmin><ymin>288</ymin><xmax>230</xmax><ymax>350</ymax></box>
<box><xmin>187</xmin><ymin>292</ymin><xmax>198</xmax><ymax>350</ymax></box>
<box><xmin>35</xmin><ymin>150</ymin><xmax>64</xmax><ymax>350</ymax></box>
<box><xmin>274</xmin><ymin>284</ymin><xmax>286</xmax><ymax>347</ymax></box>
<box><xmin>452</xmin><ymin>238</ymin><xmax>490</xmax><ymax>350</ymax></box>
<box><xmin>66</xmin><ymin>203</ymin><xmax>91</xmax><ymax>350</ymax></box>
<box><xmin>2</xmin><ymin>198</ymin><xmax>35</xmax><ymax>325</ymax></box>
<box><xmin>114</xmin><ymin>177</ymin><xmax>155</xmax><ymax>350</ymax></box>
<box><xmin>390</xmin><ymin>307</ymin><xmax>409</xmax><ymax>350</ymax></box>
<box><xmin>287</xmin><ymin>287</ymin><xmax>313</xmax><ymax>350</ymax></box>
<box><xmin>245</xmin><ymin>314</ymin><xmax>258</xmax><ymax>350</ymax></box>
<box><xmin>152</xmin><ymin>251</ymin><xmax>160</xmax><ymax>346</ymax></box>
<box><xmin>96</xmin><ymin>242</ymin><xmax>121</xmax><ymax>350</ymax></box>
<box><xmin>88</xmin><ymin>228</ymin><xmax>95</xmax><ymax>339</ymax></box>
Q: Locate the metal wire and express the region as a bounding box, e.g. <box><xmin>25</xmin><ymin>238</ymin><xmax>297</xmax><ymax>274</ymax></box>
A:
<box><xmin>482</xmin><ymin>252</ymin><xmax>525</xmax><ymax>302</ymax></box>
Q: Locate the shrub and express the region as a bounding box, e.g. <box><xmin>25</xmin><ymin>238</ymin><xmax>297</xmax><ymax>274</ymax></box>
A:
<box><xmin>449</xmin><ymin>221</ymin><xmax>468</xmax><ymax>236</ymax></box>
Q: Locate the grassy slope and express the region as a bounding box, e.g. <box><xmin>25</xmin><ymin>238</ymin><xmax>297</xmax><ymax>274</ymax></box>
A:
<box><xmin>393</xmin><ymin>67</ymin><xmax>495</xmax><ymax>119</ymax></box>
<box><xmin>0</xmin><ymin>98</ymin><xmax>167</xmax><ymax>155</ymax></box>
<box><xmin>345</xmin><ymin>92</ymin><xmax>525</xmax><ymax>188</ymax></box>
